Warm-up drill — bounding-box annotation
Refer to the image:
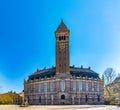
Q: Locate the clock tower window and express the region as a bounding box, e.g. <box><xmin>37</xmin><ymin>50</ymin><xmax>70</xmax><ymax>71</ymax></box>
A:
<box><xmin>59</xmin><ymin>36</ymin><xmax>66</xmax><ymax>41</ymax></box>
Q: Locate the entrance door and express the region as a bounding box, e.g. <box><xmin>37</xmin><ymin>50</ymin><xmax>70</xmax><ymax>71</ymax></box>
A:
<box><xmin>61</xmin><ymin>95</ymin><xmax>65</xmax><ymax>100</ymax></box>
<box><xmin>61</xmin><ymin>95</ymin><xmax>65</xmax><ymax>104</ymax></box>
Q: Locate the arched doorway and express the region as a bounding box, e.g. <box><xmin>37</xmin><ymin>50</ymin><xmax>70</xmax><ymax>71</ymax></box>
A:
<box><xmin>61</xmin><ymin>95</ymin><xmax>65</xmax><ymax>100</ymax></box>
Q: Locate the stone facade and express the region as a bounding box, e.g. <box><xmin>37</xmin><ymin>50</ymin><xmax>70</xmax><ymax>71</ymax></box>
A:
<box><xmin>24</xmin><ymin>20</ymin><xmax>104</xmax><ymax>105</ymax></box>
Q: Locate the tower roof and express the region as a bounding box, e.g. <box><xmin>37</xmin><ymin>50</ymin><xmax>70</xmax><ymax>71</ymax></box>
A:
<box><xmin>55</xmin><ymin>19</ymin><xmax>69</xmax><ymax>33</ymax></box>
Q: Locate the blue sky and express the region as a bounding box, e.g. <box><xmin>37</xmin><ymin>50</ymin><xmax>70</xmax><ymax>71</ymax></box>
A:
<box><xmin>0</xmin><ymin>0</ymin><xmax>120</xmax><ymax>93</ymax></box>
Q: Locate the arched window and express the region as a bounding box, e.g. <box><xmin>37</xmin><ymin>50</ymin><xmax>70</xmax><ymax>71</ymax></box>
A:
<box><xmin>60</xmin><ymin>81</ymin><xmax>65</xmax><ymax>92</ymax></box>
<box><xmin>61</xmin><ymin>95</ymin><xmax>65</xmax><ymax>100</ymax></box>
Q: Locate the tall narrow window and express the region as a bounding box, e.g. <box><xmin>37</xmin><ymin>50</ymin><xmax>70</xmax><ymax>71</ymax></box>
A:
<box><xmin>59</xmin><ymin>36</ymin><xmax>62</xmax><ymax>41</ymax></box>
<box><xmin>64</xmin><ymin>36</ymin><xmax>66</xmax><ymax>40</ymax></box>
<box><xmin>62</xmin><ymin>36</ymin><xmax>64</xmax><ymax>40</ymax></box>
<box><xmin>85</xmin><ymin>95</ymin><xmax>88</xmax><ymax>102</ymax></box>
<box><xmin>73</xmin><ymin>82</ymin><xmax>76</xmax><ymax>91</ymax></box>
<box><xmin>60</xmin><ymin>81</ymin><xmax>65</xmax><ymax>92</ymax></box>
<box><xmin>92</xmin><ymin>82</ymin><xmax>94</xmax><ymax>92</ymax></box>
<box><xmin>50</xmin><ymin>83</ymin><xmax>54</xmax><ymax>92</ymax></box>
<box><xmin>28</xmin><ymin>96</ymin><xmax>29</xmax><ymax>103</ymax></box>
<box><xmin>79</xmin><ymin>82</ymin><xmax>82</xmax><ymax>91</ymax></box>
<box><xmin>86</xmin><ymin>82</ymin><xmax>88</xmax><ymax>91</ymax></box>
<box><xmin>39</xmin><ymin>96</ymin><xmax>41</xmax><ymax>103</ymax></box>
<box><xmin>97</xmin><ymin>84</ymin><xmax>99</xmax><ymax>92</ymax></box>
<box><xmin>92</xmin><ymin>97</ymin><xmax>94</xmax><ymax>101</ymax></box>
<box><xmin>44</xmin><ymin>83</ymin><xmax>47</xmax><ymax>92</ymax></box>
<box><xmin>38</xmin><ymin>83</ymin><xmax>41</xmax><ymax>92</ymax></box>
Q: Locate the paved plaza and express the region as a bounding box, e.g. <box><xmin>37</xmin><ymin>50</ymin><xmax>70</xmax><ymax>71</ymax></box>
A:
<box><xmin>0</xmin><ymin>105</ymin><xmax>120</xmax><ymax>110</ymax></box>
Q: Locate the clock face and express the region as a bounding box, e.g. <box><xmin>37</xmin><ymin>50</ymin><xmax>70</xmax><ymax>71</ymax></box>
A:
<box><xmin>60</xmin><ymin>43</ymin><xmax>65</xmax><ymax>49</ymax></box>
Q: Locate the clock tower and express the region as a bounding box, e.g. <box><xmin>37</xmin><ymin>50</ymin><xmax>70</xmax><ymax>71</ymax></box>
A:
<box><xmin>55</xmin><ymin>20</ymin><xmax>70</xmax><ymax>76</ymax></box>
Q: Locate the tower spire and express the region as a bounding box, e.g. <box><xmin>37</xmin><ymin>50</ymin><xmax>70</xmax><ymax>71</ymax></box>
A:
<box><xmin>55</xmin><ymin>19</ymin><xmax>69</xmax><ymax>33</ymax></box>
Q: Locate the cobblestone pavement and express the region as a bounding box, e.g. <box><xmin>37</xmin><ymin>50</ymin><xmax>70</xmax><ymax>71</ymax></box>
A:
<box><xmin>0</xmin><ymin>105</ymin><xmax>120</xmax><ymax>110</ymax></box>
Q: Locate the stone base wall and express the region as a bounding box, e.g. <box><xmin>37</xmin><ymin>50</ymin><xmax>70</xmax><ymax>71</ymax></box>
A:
<box><xmin>27</xmin><ymin>98</ymin><xmax>104</xmax><ymax>105</ymax></box>
<box><xmin>25</xmin><ymin>93</ymin><xmax>104</xmax><ymax>105</ymax></box>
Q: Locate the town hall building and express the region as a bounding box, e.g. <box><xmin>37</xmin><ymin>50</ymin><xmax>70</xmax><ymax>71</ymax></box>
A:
<box><xmin>24</xmin><ymin>20</ymin><xmax>104</xmax><ymax>105</ymax></box>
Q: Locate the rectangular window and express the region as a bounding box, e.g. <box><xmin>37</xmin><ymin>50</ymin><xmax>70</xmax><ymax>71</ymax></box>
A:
<box><xmin>38</xmin><ymin>83</ymin><xmax>41</xmax><ymax>92</ymax></box>
<box><xmin>60</xmin><ymin>81</ymin><xmax>65</xmax><ymax>92</ymax></box>
<box><xmin>97</xmin><ymin>84</ymin><xmax>99</xmax><ymax>92</ymax></box>
<box><xmin>86</xmin><ymin>82</ymin><xmax>88</xmax><ymax>91</ymax></box>
<box><xmin>50</xmin><ymin>83</ymin><xmax>54</xmax><ymax>92</ymax></box>
<box><xmin>44</xmin><ymin>83</ymin><xmax>47</xmax><ymax>92</ymax></box>
<box><xmin>79</xmin><ymin>82</ymin><xmax>82</xmax><ymax>91</ymax></box>
<box><xmin>92</xmin><ymin>82</ymin><xmax>94</xmax><ymax>92</ymax></box>
<box><xmin>73</xmin><ymin>82</ymin><xmax>76</xmax><ymax>91</ymax></box>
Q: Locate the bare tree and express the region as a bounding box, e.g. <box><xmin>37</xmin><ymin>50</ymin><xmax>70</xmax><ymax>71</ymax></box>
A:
<box><xmin>104</xmin><ymin>68</ymin><xmax>116</xmax><ymax>85</ymax></box>
<box><xmin>103</xmin><ymin>68</ymin><xmax>116</xmax><ymax>101</ymax></box>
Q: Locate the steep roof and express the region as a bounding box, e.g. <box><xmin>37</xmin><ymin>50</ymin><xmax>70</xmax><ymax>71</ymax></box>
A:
<box><xmin>55</xmin><ymin>19</ymin><xmax>69</xmax><ymax>32</ymax></box>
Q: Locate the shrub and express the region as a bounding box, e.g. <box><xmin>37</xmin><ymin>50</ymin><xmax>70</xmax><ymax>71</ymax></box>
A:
<box><xmin>0</xmin><ymin>94</ymin><xmax>13</xmax><ymax>104</ymax></box>
<box><xmin>104</xmin><ymin>101</ymin><xmax>110</xmax><ymax>105</ymax></box>
<box><xmin>110</xmin><ymin>101</ymin><xmax>119</xmax><ymax>105</ymax></box>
